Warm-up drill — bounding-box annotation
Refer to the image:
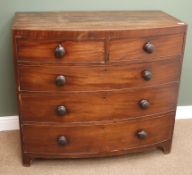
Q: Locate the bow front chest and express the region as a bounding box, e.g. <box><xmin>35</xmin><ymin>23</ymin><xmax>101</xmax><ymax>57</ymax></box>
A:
<box><xmin>12</xmin><ymin>11</ymin><xmax>187</xmax><ymax>166</ymax></box>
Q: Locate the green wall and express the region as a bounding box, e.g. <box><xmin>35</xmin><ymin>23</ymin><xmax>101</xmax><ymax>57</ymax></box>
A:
<box><xmin>0</xmin><ymin>0</ymin><xmax>191</xmax><ymax>116</ymax></box>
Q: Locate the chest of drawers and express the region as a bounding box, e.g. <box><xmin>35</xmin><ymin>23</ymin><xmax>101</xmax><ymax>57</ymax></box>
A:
<box><xmin>12</xmin><ymin>11</ymin><xmax>187</xmax><ymax>166</ymax></box>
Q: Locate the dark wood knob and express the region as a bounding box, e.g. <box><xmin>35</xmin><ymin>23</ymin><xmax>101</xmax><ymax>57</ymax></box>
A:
<box><xmin>57</xmin><ymin>136</ymin><xmax>68</xmax><ymax>146</ymax></box>
<box><xmin>136</xmin><ymin>130</ymin><xmax>148</xmax><ymax>139</ymax></box>
<box><xmin>139</xmin><ymin>99</ymin><xmax>150</xmax><ymax>109</ymax></box>
<box><xmin>55</xmin><ymin>44</ymin><xmax>65</xmax><ymax>58</ymax></box>
<box><xmin>143</xmin><ymin>42</ymin><xmax>154</xmax><ymax>53</ymax></box>
<box><xmin>55</xmin><ymin>75</ymin><xmax>66</xmax><ymax>86</ymax></box>
<box><xmin>56</xmin><ymin>106</ymin><xmax>67</xmax><ymax>116</ymax></box>
<box><xmin>142</xmin><ymin>70</ymin><xmax>152</xmax><ymax>81</ymax></box>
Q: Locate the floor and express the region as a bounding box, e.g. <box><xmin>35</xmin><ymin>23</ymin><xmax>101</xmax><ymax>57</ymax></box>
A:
<box><xmin>0</xmin><ymin>119</ymin><xmax>192</xmax><ymax>175</ymax></box>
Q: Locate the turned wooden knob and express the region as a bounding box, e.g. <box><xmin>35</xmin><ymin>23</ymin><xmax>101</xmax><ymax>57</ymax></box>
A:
<box><xmin>56</xmin><ymin>106</ymin><xmax>67</xmax><ymax>116</ymax></box>
<box><xmin>57</xmin><ymin>136</ymin><xmax>68</xmax><ymax>146</ymax></box>
<box><xmin>55</xmin><ymin>75</ymin><xmax>66</xmax><ymax>86</ymax></box>
<box><xmin>139</xmin><ymin>99</ymin><xmax>150</xmax><ymax>109</ymax></box>
<box><xmin>143</xmin><ymin>42</ymin><xmax>154</xmax><ymax>53</ymax></box>
<box><xmin>136</xmin><ymin>130</ymin><xmax>148</xmax><ymax>139</ymax></box>
<box><xmin>55</xmin><ymin>44</ymin><xmax>65</xmax><ymax>58</ymax></box>
<box><xmin>142</xmin><ymin>70</ymin><xmax>152</xmax><ymax>81</ymax></box>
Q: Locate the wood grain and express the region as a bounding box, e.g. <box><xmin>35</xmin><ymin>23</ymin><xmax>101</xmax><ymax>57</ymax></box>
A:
<box><xmin>20</xmin><ymin>83</ymin><xmax>178</xmax><ymax>122</ymax></box>
<box><xmin>22</xmin><ymin>112</ymin><xmax>173</xmax><ymax>155</ymax></box>
<box><xmin>110</xmin><ymin>34</ymin><xmax>184</xmax><ymax>62</ymax></box>
<box><xmin>12</xmin><ymin>11</ymin><xmax>185</xmax><ymax>31</ymax></box>
<box><xmin>17</xmin><ymin>39</ymin><xmax>105</xmax><ymax>63</ymax></box>
<box><xmin>12</xmin><ymin>11</ymin><xmax>187</xmax><ymax>40</ymax></box>
<box><xmin>18</xmin><ymin>58</ymin><xmax>181</xmax><ymax>92</ymax></box>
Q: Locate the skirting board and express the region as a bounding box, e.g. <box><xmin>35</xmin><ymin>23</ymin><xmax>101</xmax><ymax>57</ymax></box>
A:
<box><xmin>0</xmin><ymin>106</ymin><xmax>192</xmax><ymax>131</ymax></box>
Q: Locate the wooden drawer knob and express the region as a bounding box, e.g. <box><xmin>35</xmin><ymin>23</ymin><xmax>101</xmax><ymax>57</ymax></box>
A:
<box><xmin>56</xmin><ymin>105</ymin><xmax>67</xmax><ymax>116</ymax></box>
<box><xmin>139</xmin><ymin>99</ymin><xmax>150</xmax><ymax>109</ymax></box>
<box><xmin>57</xmin><ymin>136</ymin><xmax>68</xmax><ymax>146</ymax></box>
<box><xmin>143</xmin><ymin>42</ymin><xmax>154</xmax><ymax>53</ymax></box>
<box><xmin>55</xmin><ymin>44</ymin><xmax>65</xmax><ymax>58</ymax></box>
<box><xmin>55</xmin><ymin>75</ymin><xmax>66</xmax><ymax>86</ymax></box>
<box><xmin>142</xmin><ymin>70</ymin><xmax>152</xmax><ymax>81</ymax></box>
<box><xmin>136</xmin><ymin>130</ymin><xmax>148</xmax><ymax>139</ymax></box>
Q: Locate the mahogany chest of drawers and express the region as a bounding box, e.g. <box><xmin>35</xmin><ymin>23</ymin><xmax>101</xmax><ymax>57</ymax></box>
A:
<box><xmin>12</xmin><ymin>11</ymin><xmax>187</xmax><ymax>166</ymax></box>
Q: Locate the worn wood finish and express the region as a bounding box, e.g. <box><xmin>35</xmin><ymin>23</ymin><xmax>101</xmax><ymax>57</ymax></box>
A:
<box><xmin>12</xmin><ymin>11</ymin><xmax>185</xmax><ymax>31</ymax></box>
<box><xmin>17</xmin><ymin>39</ymin><xmax>105</xmax><ymax>63</ymax></box>
<box><xmin>20</xmin><ymin>84</ymin><xmax>178</xmax><ymax>123</ymax></box>
<box><xmin>12</xmin><ymin>11</ymin><xmax>187</xmax><ymax>40</ymax></box>
<box><xmin>12</xmin><ymin>11</ymin><xmax>187</xmax><ymax>166</ymax></box>
<box><xmin>18</xmin><ymin>58</ymin><xmax>181</xmax><ymax>92</ymax></box>
<box><xmin>22</xmin><ymin>113</ymin><xmax>173</xmax><ymax>155</ymax></box>
<box><xmin>110</xmin><ymin>34</ymin><xmax>184</xmax><ymax>62</ymax></box>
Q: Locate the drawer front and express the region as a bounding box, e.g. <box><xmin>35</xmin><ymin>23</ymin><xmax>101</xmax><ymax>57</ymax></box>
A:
<box><xmin>16</xmin><ymin>39</ymin><xmax>105</xmax><ymax>63</ymax></box>
<box><xmin>22</xmin><ymin>113</ymin><xmax>173</xmax><ymax>155</ymax></box>
<box><xmin>109</xmin><ymin>34</ymin><xmax>184</xmax><ymax>62</ymax></box>
<box><xmin>18</xmin><ymin>58</ymin><xmax>181</xmax><ymax>92</ymax></box>
<box><xmin>20</xmin><ymin>84</ymin><xmax>178</xmax><ymax>122</ymax></box>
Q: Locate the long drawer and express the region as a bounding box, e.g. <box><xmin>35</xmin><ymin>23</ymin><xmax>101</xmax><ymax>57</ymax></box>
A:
<box><xmin>22</xmin><ymin>112</ymin><xmax>174</xmax><ymax>156</ymax></box>
<box><xmin>18</xmin><ymin>58</ymin><xmax>181</xmax><ymax>92</ymax></box>
<box><xmin>20</xmin><ymin>83</ymin><xmax>178</xmax><ymax>123</ymax></box>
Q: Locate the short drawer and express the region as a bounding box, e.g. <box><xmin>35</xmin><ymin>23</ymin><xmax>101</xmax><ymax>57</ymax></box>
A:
<box><xmin>20</xmin><ymin>83</ymin><xmax>178</xmax><ymax>122</ymax></box>
<box><xmin>22</xmin><ymin>113</ymin><xmax>173</xmax><ymax>155</ymax></box>
<box><xmin>16</xmin><ymin>39</ymin><xmax>105</xmax><ymax>63</ymax></box>
<box><xmin>109</xmin><ymin>34</ymin><xmax>184</xmax><ymax>62</ymax></box>
<box><xmin>18</xmin><ymin>58</ymin><xmax>181</xmax><ymax>92</ymax></box>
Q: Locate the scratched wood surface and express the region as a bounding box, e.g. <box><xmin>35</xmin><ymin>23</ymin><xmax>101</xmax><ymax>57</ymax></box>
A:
<box><xmin>12</xmin><ymin>11</ymin><xmax>184</xmax><ymax>31</ymax></box>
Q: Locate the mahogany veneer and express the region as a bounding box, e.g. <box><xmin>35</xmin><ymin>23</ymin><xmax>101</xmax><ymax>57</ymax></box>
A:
<box><xmin>18</xmin><ymin>58</ymin><xmax>181</xmax><ymax>92</ymax></box>
<box><xmin>20</xmin><ymin>83</ymin><xmax>178</xmax><ymax>123</ymax></box>
<box><xmin>12</xmin><ymin>11</ymin><xmax>187</xmax><ymax>166</ymax></box>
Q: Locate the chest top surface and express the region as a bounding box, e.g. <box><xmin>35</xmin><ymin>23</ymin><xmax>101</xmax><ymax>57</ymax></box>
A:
<box><xmin>12</xmin><ymin>11</ymin><xmax>185</xmax><ymax>31</ymax></box>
